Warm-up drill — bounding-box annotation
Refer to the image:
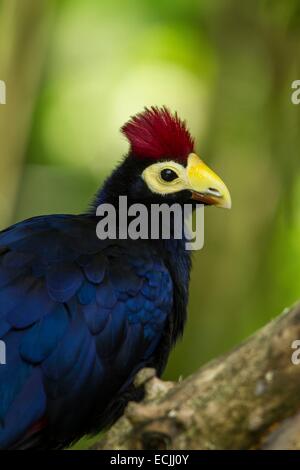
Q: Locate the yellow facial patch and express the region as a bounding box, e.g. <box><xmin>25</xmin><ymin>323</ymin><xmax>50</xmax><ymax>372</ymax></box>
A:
<box><xmin>142</xmin><ymin>161</ymin><xmax>188</xmax><ymax>195</ymax></box>
<box><xmin>141</xmin><ymin>154</ymin><xmax>231</xmax><ymax>209</ymax></box>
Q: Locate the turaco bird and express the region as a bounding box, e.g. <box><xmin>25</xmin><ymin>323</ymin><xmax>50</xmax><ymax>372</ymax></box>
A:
<box><xmin>0</xmin><ymin>107</ymin><xmax>231</xmax><ymax>449</ymax></box>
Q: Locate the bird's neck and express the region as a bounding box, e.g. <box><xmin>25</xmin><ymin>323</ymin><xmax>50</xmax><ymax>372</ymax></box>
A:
<box><xmin>91</xmin><ymin>181</ymin><xmax>192</xmax><ymax>345</ymax></box>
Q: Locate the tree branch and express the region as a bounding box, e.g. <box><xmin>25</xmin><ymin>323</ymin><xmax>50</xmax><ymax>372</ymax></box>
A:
<box><xmin>94</xmin><ymin>301</ymin><xmax>300</xmax><ymax>450</ymax></box>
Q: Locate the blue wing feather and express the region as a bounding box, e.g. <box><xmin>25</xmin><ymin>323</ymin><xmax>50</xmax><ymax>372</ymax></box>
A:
<box><xmin>20</xmin><ymin>304</ymin><xmax>69</xmax><ymax>364</ymax></box>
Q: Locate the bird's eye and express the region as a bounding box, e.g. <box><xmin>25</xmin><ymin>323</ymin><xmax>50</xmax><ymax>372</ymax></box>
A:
<box><xmin>160</xmin><ymin>168</ymin><xmax>178</xmax><ymax>182</ymax></box>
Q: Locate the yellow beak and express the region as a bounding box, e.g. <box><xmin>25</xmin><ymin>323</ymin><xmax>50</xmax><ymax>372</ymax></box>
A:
<box><xmin>186</xmin><ymin>153</ymin><xmax>232</xmax><ymax>209</ymax></box>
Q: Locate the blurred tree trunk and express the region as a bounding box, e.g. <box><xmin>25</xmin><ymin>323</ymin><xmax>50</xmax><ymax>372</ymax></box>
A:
<box><xmin>0</xmin><ymin>0</ymin><xmax>56</xmax><ymax>228</ymax></box>
<box><xmin>171</xmin><ymin>0</ymin><xmax>300</xmax><ymax>381</ymax></box>
<box><xmin>95</xmin><ymin>301</ymin><xmax>300</xmax><ymax>450</ymax></box>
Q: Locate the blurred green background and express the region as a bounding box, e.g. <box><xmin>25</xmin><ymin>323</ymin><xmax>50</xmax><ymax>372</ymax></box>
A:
<box><xmin>0</xmin><ymin>0</ymin><xmax>300</xmax><ymax>448</ymax></box>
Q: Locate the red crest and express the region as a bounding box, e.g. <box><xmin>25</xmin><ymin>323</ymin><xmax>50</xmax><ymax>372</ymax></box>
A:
<box><xmin>121</xmin><ymin>106</ymin><xmax>194</xmax><ymax>161</ymax></box>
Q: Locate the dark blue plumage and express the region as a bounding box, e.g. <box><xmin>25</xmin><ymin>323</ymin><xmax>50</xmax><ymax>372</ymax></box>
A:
<box><xmin>0</xmin><ymin>214</ymin><xmax>183</xmax><ymax>448</ymax></box>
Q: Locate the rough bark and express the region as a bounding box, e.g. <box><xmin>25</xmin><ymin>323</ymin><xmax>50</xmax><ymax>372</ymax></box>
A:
<box><xmin>94</xmin><ymin>301</ymin><xmax>300</xmax><ymax>450</ymax></box>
